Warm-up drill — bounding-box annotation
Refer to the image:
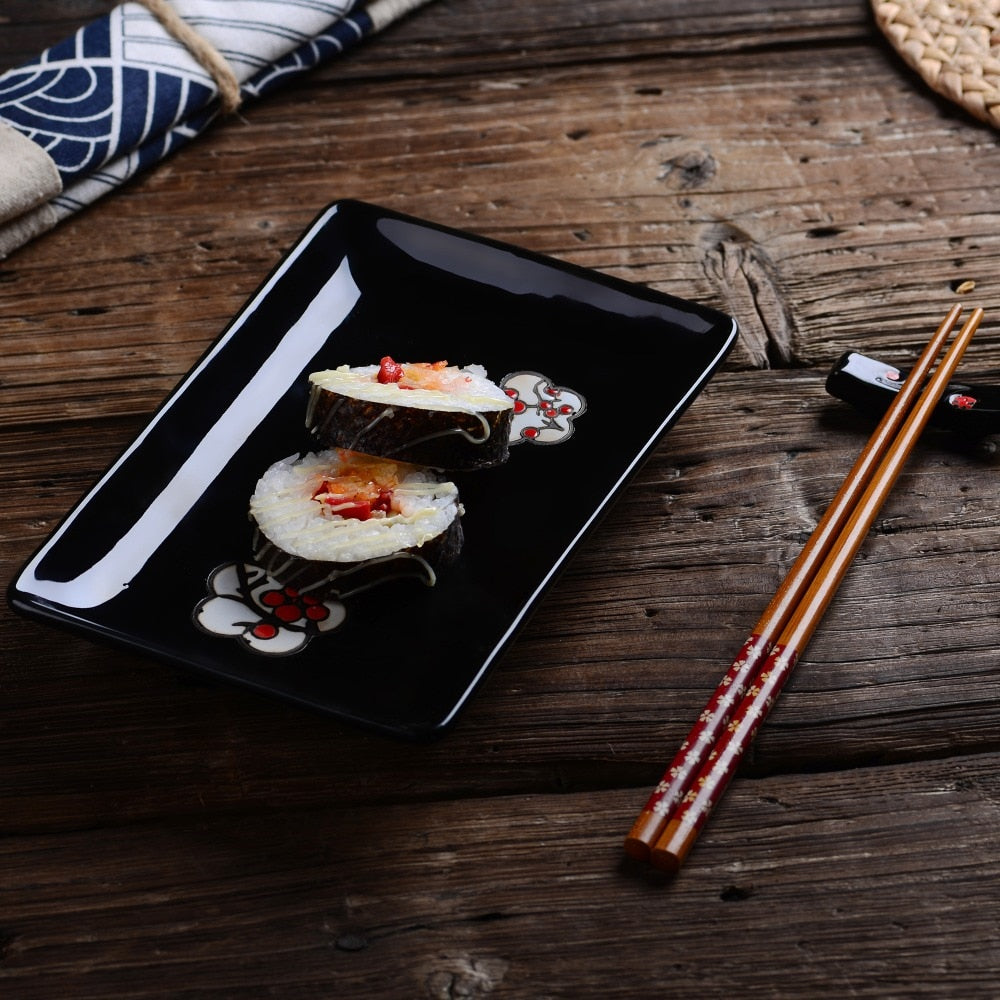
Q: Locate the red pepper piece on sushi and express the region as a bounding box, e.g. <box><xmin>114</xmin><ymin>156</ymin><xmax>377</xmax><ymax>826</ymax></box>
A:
<box><xmin>377</xmin><ymin>356</ymin><xmax>405</xmax><ymax>383</ymax></box>
<box><xmin>323</xmin><ymin>499</ymin><xmax>372</xmax><ymax>521</ymax></box>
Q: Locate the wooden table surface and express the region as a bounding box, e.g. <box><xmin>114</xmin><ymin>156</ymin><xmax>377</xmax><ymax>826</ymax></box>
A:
<box><xmin>4</xmin><ymin>2</ymin><xmax>1000</xmax><ymax>996</ymax></box>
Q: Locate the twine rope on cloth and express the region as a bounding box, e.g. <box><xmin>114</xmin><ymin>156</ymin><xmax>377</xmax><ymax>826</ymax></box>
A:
<box><xmin>871</xmin><ymin>0</ymin><xmax>1000</xmax><ymax>128</ymax></box>
<box><xmin>136</xmin><ymin>0</ymin><xmax>242</xmax><ymax>114</ymax></box>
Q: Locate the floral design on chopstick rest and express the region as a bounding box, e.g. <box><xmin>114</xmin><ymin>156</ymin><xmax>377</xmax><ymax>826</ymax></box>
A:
<box><xmin>194</xmin><ymin>562</ymin><xmax>345</xmax><ymax>655</ymax></box>
<box><xmin>501</xmin><ymin>372</ymin><xmax>587</xmax><ymax>445</ymax></box>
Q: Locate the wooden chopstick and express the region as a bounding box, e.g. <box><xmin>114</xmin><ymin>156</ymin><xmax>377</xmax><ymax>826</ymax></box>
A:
<box><xmin>623</xmin><ymin>304</ymin><xmax>965</xmax><ymax>863</ymax></box>
<box><xmin>645</xmin><ymin>306</ymin><xmax>984</xmax><ymax>873</ymax></box>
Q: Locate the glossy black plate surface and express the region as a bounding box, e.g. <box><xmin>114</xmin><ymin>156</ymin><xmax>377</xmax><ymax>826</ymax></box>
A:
<box><xmin>9</xmin><ymin>200</ymin><xmax>737</xmax><ymax>738</ymax></box>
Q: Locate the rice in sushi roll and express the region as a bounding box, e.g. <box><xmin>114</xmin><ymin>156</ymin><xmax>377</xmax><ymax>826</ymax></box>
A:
<box><xmin>249</xmin><ymin>448</ymin><xmax>463</xmax><ymax>597</ymax></box>
<box><xmin>306</xmin><ymin>357</ymin><xmax>514</xmax><ymax>470</ymax></box>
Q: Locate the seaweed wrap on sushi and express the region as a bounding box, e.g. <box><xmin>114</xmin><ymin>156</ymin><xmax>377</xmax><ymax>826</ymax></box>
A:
<box><xmin>306</xmin><ymin>357</ymin><xmax>515</xmax><ymax>470</ymax></box>
<box><xmin>249</xmin><ymin>448</ymin><xmax>463</xmax><ymax>598</ymax></box>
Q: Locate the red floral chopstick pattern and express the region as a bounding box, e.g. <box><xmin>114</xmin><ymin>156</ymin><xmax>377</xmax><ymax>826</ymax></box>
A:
<box><xmin>642</xmin><ymin>632</ymin><xmax>771</xmax><ymax>819</ymax></box>
<box><xmin>664</xmin><ymin>642</ymin><xmax>800</xmax><ymax>838</ymax></box>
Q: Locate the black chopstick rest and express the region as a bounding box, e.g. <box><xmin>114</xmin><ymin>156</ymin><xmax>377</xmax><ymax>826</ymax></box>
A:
<box><xmin>827</xmin><ymin>350</ymin><xmax>1000</xmax><ymax>436</ymax></box>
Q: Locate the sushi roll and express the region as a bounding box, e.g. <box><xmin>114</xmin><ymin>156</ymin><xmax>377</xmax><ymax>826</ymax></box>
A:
<box><xmin>306</xmin><ymin>357</ymin><xmax>515</xmax><ymax>470</ymax></box>
<box><xmin>249</xmin><ymin>448</ymin><xmax>463</xmax><ymax>598</ymax></box>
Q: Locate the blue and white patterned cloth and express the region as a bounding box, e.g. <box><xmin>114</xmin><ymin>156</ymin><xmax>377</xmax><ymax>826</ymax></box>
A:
<box><xmin>0</xmin><ymin>0</ymin><xmax>432</xmax><ymax>256</ymax></box>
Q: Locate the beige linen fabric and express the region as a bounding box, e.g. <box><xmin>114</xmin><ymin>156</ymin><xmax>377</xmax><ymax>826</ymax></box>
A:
<box><xmin>0</xmin><ymin>123</ymin><xmax>61</xmax><ymax>257</ymax></box>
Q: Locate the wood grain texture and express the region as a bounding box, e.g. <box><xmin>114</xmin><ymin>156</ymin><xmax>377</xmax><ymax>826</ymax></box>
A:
<box><xmin>2</xmin><ymin>755</ymin><xmax>1000</xmax><ymax>998</ymax></box>
<box><xmin>3</xmin><ymin>1</ymin><xmax>1000</xmax><ymax>996</ymax></box>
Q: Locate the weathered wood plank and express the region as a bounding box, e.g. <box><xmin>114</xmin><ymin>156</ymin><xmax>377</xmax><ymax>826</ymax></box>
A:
<box><xmin>0</xmin><ymin>1</ymin><xmax>878</xmax><ymax>79</ymax></box>
<box><xmin>1</xmin><ymin>753</ymin><xmax>999</xmax><ymax>998</ymax></box>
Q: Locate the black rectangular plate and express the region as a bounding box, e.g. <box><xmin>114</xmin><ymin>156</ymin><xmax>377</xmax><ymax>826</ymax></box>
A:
<box><xmin>9</xmin><ymin>200</ymin><xmax>738</xmax><ymax>739</ymax></box>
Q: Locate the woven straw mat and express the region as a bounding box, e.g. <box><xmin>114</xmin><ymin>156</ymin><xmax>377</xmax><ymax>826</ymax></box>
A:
<box><xmin>872</xmin><ymin>0</ymin><xmax>1000</xmax><ymax>128</ymax></box>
